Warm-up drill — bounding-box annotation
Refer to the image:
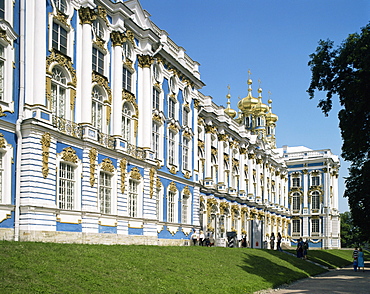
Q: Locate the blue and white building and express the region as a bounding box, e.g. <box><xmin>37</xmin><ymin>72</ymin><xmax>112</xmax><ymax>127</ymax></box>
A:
<box><xmin>0</xmin><ymin>0</ymin><xmax>340</xmax><ymax>249</ymax></box>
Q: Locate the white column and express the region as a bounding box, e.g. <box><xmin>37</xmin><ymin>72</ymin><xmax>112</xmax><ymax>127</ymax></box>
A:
<box><xmin>111</xmin><ymin>32</ymin><xmax>124</xmax><ymax>136</ymax></box>
<box><xmin>34</xmin><ymin>0</ymin><xmax>46</xmax><ymax>105</ymax></box>
<box><xmin>204</xmin><ymin>130</ymin><xmax>212</xmax><ymax>180</ymax></box>
<box><xmin>303</xmin><ymin>170</ymin><xmax>308</xmax><ymax>209</ymax></box>
<box><xmin>247</xmin><ymin>154</ymin><xmax>254</xmax><ymax>197</ymax></box>
<box><xmin>217</xmin><ymin>137</ymin><xmax>225</xmax><ymax>184</ymax></box>
<box><xmin>137</xmin><ymin>55</ymin><xmax>153</xmax><ymax>148</ymax></box>
<box><xmin>78</xmin><ymin>7</ymin><xmax>94</xmax><ymax>124</ymax></box>
<box><xmin>239</xmin><ymin>151</ymin><xmax>246</xmax><ymax>193</ymax></box>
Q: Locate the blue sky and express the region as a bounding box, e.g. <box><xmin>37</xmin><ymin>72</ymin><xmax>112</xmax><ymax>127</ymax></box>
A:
<box><xmin>139</xmin><ymin>0</ymin><xmax>370</xmax><ymax>212</ymax></box>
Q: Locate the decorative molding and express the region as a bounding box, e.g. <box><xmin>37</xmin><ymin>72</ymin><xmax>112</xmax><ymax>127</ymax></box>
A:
<box><xmin>183</xmin><ymin>186</ymin><xmax>191</xmax><ymax>196</ymax></box>
<box><xmin>0</xmin><ymin>133</ymin><xmax>6</xmax><ymax>148</ymax></box>
<box><xmin>0</xmin><ymin>105</ymin><xmax>6</xmax><ymax>117</ymax></box>
<box><xmin>101</xmin><ymin>158</ymin><xmax>114</xmax><ymax>173</ymax></box>
<box><xmin>169</xmin><ymin>181</ymin><xmax>177</xmax><ymax>192</ymax></box>
<box><xmin>61</xmin><ymin>147</ymin><xmax>78</xmax><ymax>163</ymax></box>
<box><xmin>138</xmin><ymin>54</ymin><xmax>154</xmax><ymax>68</ymax></box>
<box><xmin>88</xmin><ymin>148</ymin><xmax>97</xmax><ymax>187</ymax></box>
<box><xmin>78</xmin><ymin>7</ymin><xmax>96</xmax><ymax>25</ymax></box>
<box><xmin>149</xmin><ymin>167</ymin><xmax>155</xmax><ymax>199</ymax></box>
<box><xmin>130</xmin><ymin>167</ymin><xmax>141</xmax><ymax>180</ymax></box>
<box><xmin>217</xmin><ymin>134</ymin><xmax>228</xmax><ymax>141</ymax></box>
<box><xmin>41</xmin><ymin>133</ymin><xmax>51</xmax><ymax>178</ymax></box>
<box><xmin>120</xmin><ymin>158</ymin><xmax>127</xmax><ymax>194</ymax></box>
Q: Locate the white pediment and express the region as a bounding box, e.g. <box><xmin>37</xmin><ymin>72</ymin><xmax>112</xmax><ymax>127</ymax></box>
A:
<box><xmin>124</xmin><ymin>0</ymin><xmax>152</xmax><ymax>30</ymax></box>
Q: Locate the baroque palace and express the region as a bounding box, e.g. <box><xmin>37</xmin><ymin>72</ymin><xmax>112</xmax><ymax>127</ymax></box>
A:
<box><xmin>0</xmin><ymin>0</ymin><xmax>340</xmax><ymax>249</ymax></box>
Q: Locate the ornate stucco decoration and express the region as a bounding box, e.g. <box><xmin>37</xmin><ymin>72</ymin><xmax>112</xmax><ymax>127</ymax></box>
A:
<box><xmin>54</xmin><ymin>10</ymin><xmax>69</xmax><ymax>27</ymax></box>
<box><xmin>218</xmin><ymin>133</ymin><xmax>228</xmax><ymax>141</ymax></box>
<box><xmin>183</xmin><ymin>130</ymin><xmax>192</xmax><ymax>140</ymax></box>
<box><xmin>88</xmin><ymin>148</ymin><xmax>97</xmax><ymax>187</ymax></box>
<box><xmin>169</xmin><ymin>166</ymin><xmax>177</xmax><ymax>174</ymax></box>
<box><xmin>239</xmin><ymin>147</ymin><xmax>247</xmax><ymax>155</ymax></box>
<box><xmin>78</xmin><ymin>6</ymin><xmax>97</xmax><ymax>25</ymax></box>
<box><xmin>120</xmin><ymin>158</ymin><xmax>127</xmax><ymax>194</ymax></box>
<box><xmin>183</xmin><ymin>171</ymin><xmax>190</xmax><ymax>179</ymax></box>
<box><xmin>169</xmin><ymin>181</ymin><xmax>178</xmax><ymax>193</ymax></box>
<box><xmin>219</xmin><ymin>202</ymin><xmax>229</xmax><ymax>215</ymax></box>
<box><xmin>223</xmin><ymin>154</ymin><xmax>229</xmax><ymax>162</ymax></box>
<box><xmin>0</xmin><ymin>105</ymin><xmax>6</xmax><ymax>117</ymax></box>
<box><xmin>211</xmin><ymin>147</ymin><xmax>218</xmax><ymax>156</ymax></box>
<box><xmin>149</xmin><ymin>167</ymin><xmax>155</xmax><ymax>199</ymax></box>
<box><xmin>61</xmin><ymin>147</ymin><xmax>78</xmax><ymax>163</ymax></box>
<box><xmin>205</xmin><ymin>125</ymin><xmax>217</xmax><ymax>134</ymax></box>
<box><xmin>41</xmin><ymin>133</ymin><xmax>51</xmax><ymax>178</ymax></box>
<box><xmin>156</xmin><ymin>177</ymin><xmax>162</xmax><ymax>190</ymax></box>
<box><xmin>257</xmin><ymin>210</ymin><xmax>264</xmax><ymax>220</ymax></box>
<box><xmin>138</xmin><ymin>54</ymin><xmax>154</xmax><ymax>68</ymax></box>
<box><xmin>183</xmin><ymin>186</ymin><xmax>191</xmax><ymax>196</ymax></box>
<box><xmin>193</xmin><ymin>99</ymin><xmax>200</xmax><ymax>108</ymax></box>
<box><xmin>232</xmin><ymin>158</ymin><xmax>239</xmax><ymax>169</ymax></box>
<box><xmin>168</xmin><ymin>122</ymin><xmax>179</xmax><ymax>133</ymax></box>
<box><xmin>0</xmin><ymin>133</ymin><xmax>6</xmax><ymax>148</ymax></box>
<box><xmin>198</xmin><ymin>140</ymin><xmax>204</xmax><ymax>150</ymax></box>
<box><xmin>122</xmin><ymin>89</ymin><xmax>139</xmax><ymax>137</ymax></box>
<box><xmin>152</xmin><ymin>113</ymin><xmax>163</xmax><ymax>124</ymax></box>
<box><xmin>230</xmin><ymin>141</ymin><xmax>239</xmax><ymax>149</ymax></box>
<box><xmin>256</xmin><ymin>158</ymin><xmax>263</xmax><ymax>165</ymax></box>
<box><xmin>244</xmin><ymin>165</ymin><xmax>248</xmax><ymax>174</ymax></box>
<box><xmin>248</xmin><ymin>153</ymin><xmax>255</xmax><ymax>160</ymax></box>
<box><xmin>206</xmin><ymin>198</ymin><xmax>218</xmax><ymax>232</ymax></box>
<box><xmin>0</xmin><ymin>28</ymin><xmax>10</xmax><ymax>44</ymax></box>
<box><xmin>197</xmin><ymin>117</ymin><xmax>204</xmax><ymax>126</ymax></box>
<box><xmin>101</xmin><ymin>158</ymin><xmax>114</xmax><ymax>173</ymax></box>
<box><xmin>130</xmin><ymin>167</ymin><xmax>141</xmax><ymax>180</ymax></box>
<box><xmin>96</xmin><ymin>6</ymin><xmax>109</xmax><ymax>25</ymax></box>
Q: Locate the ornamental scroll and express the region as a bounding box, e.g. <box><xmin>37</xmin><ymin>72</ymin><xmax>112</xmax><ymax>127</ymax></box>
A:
<box><xmin>41</xmin><ymin>133</ymin><xmax>51</xmax><ymax>178</ymax></box>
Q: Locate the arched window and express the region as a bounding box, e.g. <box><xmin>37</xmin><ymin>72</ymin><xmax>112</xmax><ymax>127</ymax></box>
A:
<box><xmin>182</xmin><ymin>137</ymin><xmax>189</xmax><ymax>171</ymax></box>
<box><xmin>122</xmin><ymin>102</ymin><xmax>132</xmax><ymax>142</ymax></box>
<box><xmin>181</xmin><ymin>193</ymin><xmax>190</xmax><ymax>224</ymax></box>
<box><xmin>168</xmin><ymin>190</ymin><xmax>176</xmax><ymax>223</ymax></box>
<box><xmin>51</xmin><ymin>67</ymin><xmax>67</xmax><ymax>118</ymax></box>
<box><xmin>311</xmin><ymin>191</ymin><xmax>320</xmax><ymax>210</ymax></box>
<box><xmin>128</xmin><ymin>179</ymin><xmax>138</xmax><ymax>217</ymax></box>
<box><xmin>152</xmin><ymin>122</ymin><xmax>160</xmax><ymax>159</ymax></box>
<box><xmin>92</xmin><ymin>86</ymin><xmax>104</xmax><ymax>131</ymax></box>
<box><xmin>168</xmin><ymin>130</ymin><xmax>176</xmax><ymax>165</ymax></box>
<box><xmin>58</xmin><ymin>162</ymin><xmax>75</xmax><ymax>210</ymax></box>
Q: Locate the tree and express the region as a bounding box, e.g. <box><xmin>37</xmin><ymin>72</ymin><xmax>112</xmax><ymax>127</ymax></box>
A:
<box><xmin>307</xmin><ymin>23</ymin><xmax>370</xmax><ymax>242</ymax></box>
<box><xmin>340</xmin><ymin>212</ymin><xmax>362</xmax><ymax>248</ymax></box>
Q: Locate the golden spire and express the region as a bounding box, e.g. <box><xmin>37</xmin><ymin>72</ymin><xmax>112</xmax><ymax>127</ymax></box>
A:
<box><xmin>224</xmin><ymin>85</ymin><xmax>237</xmax><ymax>119</ymax></box>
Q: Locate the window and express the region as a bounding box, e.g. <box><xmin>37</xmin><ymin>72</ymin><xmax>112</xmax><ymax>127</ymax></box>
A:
<box><xmin>123</xmin><ymin>42</ymin><xmax>132</xmax><ymax>60</ymax></box>
<box><xmin>168</xmin><ymin>131</ymin><xmax>175</xmax><ymax>165</ymax></box>
<box><xmin>51</xmin><ymin>67</ymin><xmax>67</xmax><ymax>118</ymax></box>
<box><xmin>122</xmin><ymin>103</ymin><xmax>132</xmax><ymax>142</ymax></box>
<box><xmin>152</xmin><ymin>122</ymin><xmax>160</xmax><ymax>159</ymax></box>
<box><xmin>52</xmin><ymin>23</ymin><xmax>67</xmax><ymax>55</ymax></box>
<box><xmin>311</xmin><ymin>175</ymin><xmax>320</xmax><ymax>186</ymax></box>
<box><xmin>168</xmin><ymin>97</ymin><xmax>175</xmax><ymax>119</ymax></box>
<box><xmin>55</xmin><ymin>0</ymin><xmax>67</xmax><ymax>13</ymax></box>
<box><xmin>292</xmin><ymin>193</ymin><xmax>300</xmax><ymax>210</ymax></box>
<box><xmin>292</xmin><ymin>219</ymin><xmax>300</xmax><ymax>233</ymax></box>
<box><xmin>92</xmin><ymin>20</ymin><xmax>104</xmax><ymax>39</ymax></box>
<box><xmin>99</xmin><ymin>172</ymin><xmax>112</xmax><ymax>214</ymax></box>
<box><xmin>311</xmin><ymin>218</ymin><xmax>320</xmax><ymax>233</ymax></box>
<box><xmin>168</xmin><ymin>191</ymin><xmax>175</xmax><ymax>223</ymax></box>
<box><xmin>182</xmin><ymin>194</ymin><xmax>189</xmax><ymax>224</ymax></box>
<box><xmin>292</xmin><ymin>177</ymin><xmax>300</xmax><ymax>188</ymax></box>
<box><xmin>0</xmin><ymin>45</ymin><xmax>4</xmax><ymax>101</ymax></box>
<box><xmin>128</xmin><ymin>179</ymin><xmax>138</xmax><ymax>217</ymax></box>
<box><xmin>153</xmin><ymin>88</ymin><xmax>160</xmax><ymax>110</ymax></box>
<box><xmin>153</xmin><ymin>64</ymin><xmax>159</xmax><ymax>82</ymax></box>
<box><xmin>183</xmin><ymin>108</ymin><xmax>189</xmax><ymax>126</ymax></box>
<box><xmin>182</xmin><ymin>137</ymin><xmax>189</xmax><ymax>170</ymax></box>
<box><xmin>0</xmin><ymin>0</ymin><xmax>4</xmax><ymax>19</ymax></box>
<box><xmin>311</xmin><ymin>191</ymin><xmax>320</xmax><ymax>210</ymax></box>
<box><xmin>122</xmin><ymin>67</ymin><xmax>132</xmax><ymax>92</ymax></box>
<box><xmin>92</xmin><ymin>86</ymin><xmax>103</xmax><ymax>131</ymax></box>
<box><xmin>92</xmin><ymin>47</ymin><xmax>104</xmax><ymax>75</ymax></box>
<box><xmin>58</xmin><ymin>162</ymin><xmax>75</xmax><ymax>210</ymax></box>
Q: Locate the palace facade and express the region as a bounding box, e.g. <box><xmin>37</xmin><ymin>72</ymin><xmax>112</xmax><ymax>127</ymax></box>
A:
<box><xmin>0</xmin><ymin>0</ymin><xmax>340</xmax><ymax>248</ymax></box>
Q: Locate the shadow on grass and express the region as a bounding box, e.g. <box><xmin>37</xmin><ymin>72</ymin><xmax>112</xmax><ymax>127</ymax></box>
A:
<box><xmin>238</xmin><ymin>250</ymin><xmax>326</xmax><ymax>289</ymax></box>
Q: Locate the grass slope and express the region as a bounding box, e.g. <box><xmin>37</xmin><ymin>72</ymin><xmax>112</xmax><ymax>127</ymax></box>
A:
<box><xmin>1</xmin><ymin>241</ymin><xmax>328</xmax><ymax>294</ymax></box>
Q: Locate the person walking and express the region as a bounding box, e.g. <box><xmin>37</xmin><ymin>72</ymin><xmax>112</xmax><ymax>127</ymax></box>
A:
<box><xmin>353</xmin><ymin>247</ymin><xmax>359</xmax><ymax>271</ymax></box>
<box><xmin>276</xmin><ymin>232</ymin><xmax>282</xmax><ymax>251</ymax></box>
<box><xmin>191</xmin><ymin>230</ymin><xmax>198</xmax><ymax>246</ymax></box>
<box><xmin>357</xmin><ymin>248</ymin><xmax>365</xmax><ymax>272</ymax></box>
<box><xmin>303</xmin><ymin>240</ymin><xmax>309</xmax><ymax>259</ymax></box>
<box><xmin>270</xmin><ymin>232</ymin><xmax>275</xmax><ymax>250</ymax></box>
<box><xmin>296</xmin><ymin>238</ymin><xmax>304</xmax><ymax>258</ymax></box>
<box><xmin>199</xmin><ymin>230</ymin><xmax>205</xmax><ymax>246</ymax></box>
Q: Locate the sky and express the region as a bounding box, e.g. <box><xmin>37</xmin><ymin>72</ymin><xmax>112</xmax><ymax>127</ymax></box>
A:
<box><xmin>139</xmin><ymin>0</ymin><xmax>370</xmax><ymax>212</ymax></box>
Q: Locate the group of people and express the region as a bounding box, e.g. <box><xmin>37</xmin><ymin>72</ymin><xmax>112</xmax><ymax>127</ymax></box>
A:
<box><xmin>269</xmin><ymin>232</ymin><xmax>283</xmax><ymax>251</ymax></box>
<box><xmin>296</xmin><ymin>237</ymin><xmax>309</xmax><ymax>259</ymax></box>
<box><xmin>191</xmin><ymin>230</ymin><xmax>214</xmax><ymax>247</ymax></box>
<box><xmin>353</xmin><ymin>247</ymin><xmax>365</xmax><ymax>272</ymax></box>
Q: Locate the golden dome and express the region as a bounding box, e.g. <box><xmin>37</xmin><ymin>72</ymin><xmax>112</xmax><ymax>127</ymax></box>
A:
<box><xmin>253</xmin><ymin>88</ymin><xmax>269</xmax><ymax>115</ymax></box>
<box><xmin>224</xmin><ymin>92</ymin><xmax>237</xmax><ymax>118</ymax></box>
<box><xmin>237</xmin><ymin>79</ymin><xmax>259</xmax><ymax>113</ymax></box>
<box><xmin>266</xmin><ymin>99</ymin><xmax>278</xmax><ymax>122</ymax></box>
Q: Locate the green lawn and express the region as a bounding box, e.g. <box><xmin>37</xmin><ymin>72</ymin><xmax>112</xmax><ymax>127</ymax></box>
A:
<box><xmin>0</xmin><ymin>241</ymin><xmax>349</xmax><ymax>294</ymax></box>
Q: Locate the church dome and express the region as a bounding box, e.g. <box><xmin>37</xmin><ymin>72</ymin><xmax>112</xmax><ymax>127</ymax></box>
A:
<box><xmin>224</xmin><ymin>93</ymin><xmax>237</xmax><ymax>118</ymax></box>
<box><xmin>266</xmin><ymin>99</ymin><xmax>278</xmax><ymax>122</ymax></box>
<box><xmin>237</xmin><ymin>79</ymin><xmax>259</xmax><ymax>113</ymax></box>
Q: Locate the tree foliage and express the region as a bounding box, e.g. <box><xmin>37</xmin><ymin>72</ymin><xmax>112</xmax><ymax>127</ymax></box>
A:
<box><xmin>308</xmin><ymin>23</ymin><xmax>370</xmax><ymax>241</ymax></box>
<box><xmin>340</xmin><ymin>212</ymin><xmax>362</xmax><ymax>248</ymax></box>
